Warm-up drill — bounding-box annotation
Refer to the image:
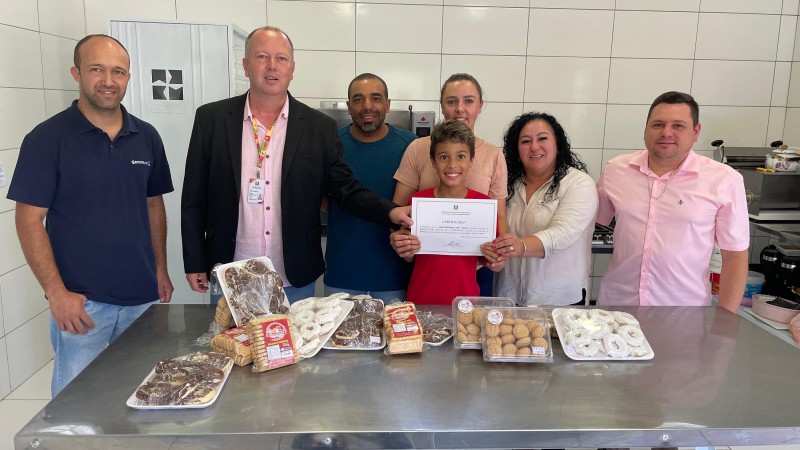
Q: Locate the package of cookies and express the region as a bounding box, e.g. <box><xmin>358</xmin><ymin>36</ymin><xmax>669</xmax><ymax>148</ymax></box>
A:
<box><xmin>214</xmin><ymin>295</ymin><xmax>235</xmax><ymax>330</ymax></box>
<box><xmin>452</xmin><ymin>296</ymin><xmax>514</xmax><ymax>349</ymax></box>
<box><xmin>418</xmin><ymin>311</ymin><xmax>453</xmax><ymax>346</ymax></box>
<box><xmin>322</xmin><ymin>295</ymin><xmax>386</xmax><ymax>350</ymax></box>
<box><xmin>210</xmin><ymin>326</ymin><xmax>253</xmax><ymax>366</ymax></box>
<box><xmin>127</xmin><ymin>352</ymin><xmax>233</xmax><ymax>409</ymax></box>
<box><xmin>287</xmin><ymin>294</ymin><xmax>353</xmax><ymax>357</ymax></box>
<box><xmin>481</xmin><ymin>306</ymin><xmax>553</xmax><ymax>363</ymax></box>
<box><xmin>552</xmin><ymin>308</ymin><xmax>654</xmax><ymax>361</ymax></box>
<box><xmin>246</xmin><ymin>314</ymin><xmax>298</xmax><ymax>372</ymax></box>
<box><xmin>216</xmin><ymin>257</ymin><xmax>290</xmax><ymax>326</ymax></box>
<box><xmin>383</xmin><ymin>302</ymin><xmax>424</xmax><ymax>355</ymax></box>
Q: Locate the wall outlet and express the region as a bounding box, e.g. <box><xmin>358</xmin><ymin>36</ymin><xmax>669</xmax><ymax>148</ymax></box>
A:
<box><xmin>0</xmin><ymin>162</ymin><xmax>6</xmax><ymax>188</ymax></box>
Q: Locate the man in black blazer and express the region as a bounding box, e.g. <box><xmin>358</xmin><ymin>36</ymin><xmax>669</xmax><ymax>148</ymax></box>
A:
<box><xmin>181</xmin><ymin>26</ymin><xmax>411</xmax><ymax>301</ymax></box>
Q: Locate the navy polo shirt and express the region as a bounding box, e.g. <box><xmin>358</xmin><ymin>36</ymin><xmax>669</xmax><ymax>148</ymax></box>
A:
<box><xmin>8</xmin><ymin>101</ymin><xmax>173</xmax><ymax>306</ymax></box>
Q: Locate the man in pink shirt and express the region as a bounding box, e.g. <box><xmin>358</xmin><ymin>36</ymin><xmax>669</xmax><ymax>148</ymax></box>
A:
<box><xmin>596</xmin><ymin>91</ymin><xmax>749</xmax><ymax>313</ymax></box>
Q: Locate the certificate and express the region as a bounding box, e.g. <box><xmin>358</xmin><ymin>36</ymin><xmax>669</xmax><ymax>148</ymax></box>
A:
<box><xmin>411</xmin><ymin>197</ymin><xmax>497</xmax><ymax>256</ymax></box>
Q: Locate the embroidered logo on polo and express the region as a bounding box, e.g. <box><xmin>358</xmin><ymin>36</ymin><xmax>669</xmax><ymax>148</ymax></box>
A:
<box><xmin>151</xmin><ymin>69</ymin><xmax>183</xmax><ymax>101</ymax></box>
<box><xmin>131</xmin><ymin>160</ymin><xmax>151</xmax><ymax>166</ymax></box>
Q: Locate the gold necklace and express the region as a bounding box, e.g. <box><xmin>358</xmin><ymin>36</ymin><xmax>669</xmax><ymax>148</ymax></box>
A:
<box><xmin>647</xmin><ymin>169</ymin><xmax>675</xmax><ymax>200</ymax></box>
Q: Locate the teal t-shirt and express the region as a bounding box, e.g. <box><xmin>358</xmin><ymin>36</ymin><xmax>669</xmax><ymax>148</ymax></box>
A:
<box><xmin>324</xmin><ymin>124</ymin><xmax>417</xmax><ymax>291</ymax></box>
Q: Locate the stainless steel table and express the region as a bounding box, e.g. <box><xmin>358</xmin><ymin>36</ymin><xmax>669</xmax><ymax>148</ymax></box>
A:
<box><xmin>15</xmin><ymin>305</ymin><xmax>800</xmax><ymax>449</ymax></box>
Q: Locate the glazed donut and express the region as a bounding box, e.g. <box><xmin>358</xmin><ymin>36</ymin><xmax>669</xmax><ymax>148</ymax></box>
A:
<box><xmin>617</xmin><ymin>325</ymin><xmax>645</xmax><ymax>347</ymax></box>
<box><xmin>573</xmin><ymin>340</ymin><xmax>600</xmax><ymax>357</ymax></box>
<box><xmin>613</xmin><ymin>311</ymin><xmax>639</xmax><ymax>326</ymax></box>
<box><xmin>300</xmin><ymin>322</ymin><xmax>321</xmax><ymax>341</ymax></box>
<box><xmin>603</xmin><ymin>333</ymin><xmax>630</xmax><ymax>358</ymax></box>
<box><xmin>292</xmin><ymin>309</ymin><xmax>315</xmax><ymax>325</ymax></box>
<box><xmin>565</xmin><ymin>329</ymin><xmax>591</xmax><ymax>347</ymax></box>
<box><xmin>590</xmin><ymin>308</ymin><xmax>616</xmax><ymax>325</ymax></box>
<box><xmin>315</xmin><ymin>306</ymin><xmax>340</xmax><ymax>324</ymax></box>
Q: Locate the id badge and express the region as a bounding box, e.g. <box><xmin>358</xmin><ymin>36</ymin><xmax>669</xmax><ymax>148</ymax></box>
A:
<box><xmin>248</xmin><ymin>179</ymin><xmax>265</xmax><ymax>204</ymax></box>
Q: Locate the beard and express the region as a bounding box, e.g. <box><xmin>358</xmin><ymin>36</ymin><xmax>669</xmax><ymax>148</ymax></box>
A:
<box><xmin>354</xmin><ymin>110</ymin><xmax>384</xmax><ymax>133</ymax></box>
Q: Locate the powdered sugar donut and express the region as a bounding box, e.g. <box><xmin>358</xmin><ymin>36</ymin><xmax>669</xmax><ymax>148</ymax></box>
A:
<box><xmin>300</xmin><ymin>322</ymin><xmax>321</xmax><ymax>341</ymax></box>
<box><xmin>628</xmin><ymin>345</ymin><xmax>649</xmax><ymax>357</ymax></box>
<box><xmin>590</xmin><ymin>308</ymin><xmax>615</xmax><ymax>325</ymax></box>
<box><xmin>588</xmin><ymin>321</ymin><xmax>611</xmax><ymax>340</ymax></box>
<box><xmin>315</xmin><ymin>306</ymin><xmax>340</xmax><ymax>324</ymax></box>
<box><xmin>292</xmin><ymin>309</ymin><xmax>315</xmax><ymax>325</ymax></box>
<box><xmin>613</xmin><ymin>311</ymin><xmax>639</xmax><ymax>326</ymax></box>
<box><xmin>318</xmin><ymin>320</ymin><xmax>336</xmax><ymax>336</ymax></box>
<box><xmin>603</xmin><ymin>333</ymin><xmax>630</xmax><ymax>358</ymax></box>
<box><xmin>316</xmin><ymin>295</ymin><xmax>342</xmax><ymax>309</ymax></box>
<box><xmin>298</xmin><ymin>337</ymin><xmax>321</xmax><ymax>358</ymax></box>
<box><xmin>290</xmin><ymin>298</ymin><xmax>316</xmax><ymax>313</ymax></box>
<box><xmin>565</xmin><ymin>329</ymin><xmax>591</xmax><ymax>347</ymax></box>
<box><xmin>562</xmin><ymin>309</ymin><xmax>589</xmax><ymax>331</ymax></box>
<box><xmin>618</xmin><ymin>325</ymin><xmax>645</xmax><ymax>346</ymax></box>
<box><xmin>573</xmin><ymin>340</ymin><xmax>600</xmax><ymax>357</ymax></box>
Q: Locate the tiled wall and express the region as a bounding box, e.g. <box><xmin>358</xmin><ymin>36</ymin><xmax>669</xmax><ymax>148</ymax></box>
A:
<box><xmin>1</xmin><ymin>0</ymin><xmax>799</xmax><ymax>393</ymax></box>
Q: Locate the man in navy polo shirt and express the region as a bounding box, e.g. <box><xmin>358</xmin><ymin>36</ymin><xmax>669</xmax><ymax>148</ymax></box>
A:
<box><xmin>8</xmin><ymin>34</ymin><xmax>174</xmax><ymax>396</ymax></box>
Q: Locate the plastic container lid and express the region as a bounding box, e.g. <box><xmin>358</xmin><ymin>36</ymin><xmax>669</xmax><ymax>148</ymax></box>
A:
<box><xmin>747</xmin><ymin>271</ymin><xmax>765</xmax><ymax>284</ymax></box>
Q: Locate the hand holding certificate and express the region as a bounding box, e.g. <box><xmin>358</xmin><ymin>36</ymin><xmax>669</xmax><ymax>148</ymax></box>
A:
<box><xmin>410</xmin><ymin>197</ymin><xmax>498</xmax><ymax>256</ymax></box>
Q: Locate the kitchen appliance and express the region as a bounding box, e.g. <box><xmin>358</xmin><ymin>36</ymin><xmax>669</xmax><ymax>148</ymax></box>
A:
<box><xmin>317</xmin><ymin>101</ymin><xmax>435</xmax><ymax>138</ymax></box>
<box><xmin>760</xmin><ymin>245</ymin><xmax>782</xmax><ymax>295</ymax></box>
<box><xmin>712</xmin><ymin>139</ymin><xmax>800</xmax><ymax>221</ymax></box>
<box><xmin>779</xmin><ymin>256</ymin><xmax>800</xmax><ymax>299</ymax></box>
<box><xmin>591</xmin><ymin>223</ymin><xmax>614</xmax><ymax>254</ymax></box>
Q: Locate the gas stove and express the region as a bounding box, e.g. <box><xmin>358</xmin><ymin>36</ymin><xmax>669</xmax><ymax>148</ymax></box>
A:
<box><xmin>592</xmin><ymin>223</ymin><xmax>614</xmax><ymax>254</ymax></box>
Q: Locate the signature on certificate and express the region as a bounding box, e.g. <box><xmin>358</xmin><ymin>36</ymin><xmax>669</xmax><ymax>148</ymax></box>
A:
<box><xmin>444</xmin><ymin>241</ymin><xmax>462</xmax><ymax>248</ymax></box>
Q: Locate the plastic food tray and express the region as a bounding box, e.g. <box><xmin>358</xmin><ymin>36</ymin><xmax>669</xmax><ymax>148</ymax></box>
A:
<box><xmin>127</xmin><ymin>358</ymin><xmax>234</xmax><ymax>410</ymax></box>
<box><xmin>453</xmin><ymin>296</ymin><xmax>514</xmax><ymax>349</ymax></box>
<box><xmin>481</xmin><ymin>306</ymin><xmax>553</xmax><ymax>363</ymax></box>
<box><xmin>322</xmin><ymin>298</ymin><xmax>386</xmax><ymax>351</ymax></box>
<box><xmin>290</xmin><ymin>297</ymin><xmax>353</xmax><ymax>358</ymax></box>
<box><xmin>216</xmin><ymin>257</ymin><xmax>289</xmax><ymax>327</ymax></box>
<box><xmin>552</xmin><ymin>308</ymin><xmax>654</xmax><ymax>361</ymax></box>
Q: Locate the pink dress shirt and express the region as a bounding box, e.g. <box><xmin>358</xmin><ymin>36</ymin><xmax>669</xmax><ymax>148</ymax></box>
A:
<box><xmin>596</xmin><ymin>149</ymin><xmax>749</xmax><ymax>307</ymax></box>
<box><xmin>233</xmin><ymin>95</ymin><xmax>291</xmax><ymax>285</ymax></box>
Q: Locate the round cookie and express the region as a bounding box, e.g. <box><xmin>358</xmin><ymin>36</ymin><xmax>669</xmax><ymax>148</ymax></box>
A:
<box><xmin>456</xmin><ymin>322</ymin><xmax>467</xmax><ymax>334</ymax></box>
<box><xmin>457</xmin><ymin>311</ymin><xmax>473</xmax><ymax>326</ymax></box>
<box><xmin>487</xmin><ymin>344</ymin><xmax>502</xmax><ymax>356</ymax></box>
<box><xmin>466</xmin><ymin>324</ymin><xmax>480</xmax><ymax>335</ymax></box>
<box><xmin>485</xmin><ymin>323</ymin><xmax>500</xmax><ymax>338</ymax></box>
<box><xmin>501</xmin><ymin>334</ymin><xmax>516</xmax><ymax>345</ymax></box>
<box><xmin>457</xmin><ymin>331</ymin><xmax>468</xmax><ymax>343</ymax></box>
<box><xmin>516</xmin><ymin>347</ymin><xmax>533</xmax><ymax>356</ymax></box>
<box><xmin>499</xmin><ymin>324</ymin><xmax>514</xmax><ymax>336</ymax></box>
<box><xmin>512</xmin><ymin>324</ymin><xmax>529</xmax><ymax>339</ymax></box>
<box><xmin>467</xmin><ymin>333</ymin><xmax>480</xmax><ymax>342</ymax></box>
<box><xmin>501</xmin><ymin>317</ymin><xmax>515</xmax><ymax>325</ymax></box>
<box><xmin>472</xmin><ymin>307</ymin><xmax>484</xmax><ymax>326</ymax></box>
<box><xmin>487</xmin><ymin>336</ymin><xmax>503</xmax><ymax>347</ymax></box>
<box><xmin>532</xmin><ymin>337</ymin><xmax>549</xmax><ymax>350</ymax></box>
<box><xmin>514</xmin><ymin>318</ymin><xmax>526</xmax><ymax>326</ymax></box>
<box><xmin>502</xmin><ymin>343</ymin><xmax>518</xmax><ymax>356</ymax></box>
<box><xmin>516</xmin><ymin>337</ymin><xmax>531</xmax><ymax>348</ymax></box>
<box><xmin>531</xmin><ymin>326</ymin><xmax>547</xmax><ymax>338</ymax></box>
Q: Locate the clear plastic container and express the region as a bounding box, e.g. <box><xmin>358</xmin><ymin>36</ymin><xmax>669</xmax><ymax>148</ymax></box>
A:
<box><xmin>481</xmin><ymin>306</ymin><xmax>553</xmax><ymax>363</ymax></box>
<box><xmin>452</xmin><ymin>296</ymin><xmax>514</xmax><ymax>349</ymax></box>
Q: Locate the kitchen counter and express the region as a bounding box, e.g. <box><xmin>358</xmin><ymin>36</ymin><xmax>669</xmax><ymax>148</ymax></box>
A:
<box><xmin>751</xmin><ymin>221</ymin><xmax>800</xmax><ymax>245</ymax></box>
<box><xmin>15</xmin><ymin>304</ymin><xmax>800</xmax><ymax>449</ymax></box>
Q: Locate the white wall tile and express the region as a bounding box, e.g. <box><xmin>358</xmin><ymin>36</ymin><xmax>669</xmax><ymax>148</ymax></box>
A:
<box><xmin>0</xmin><ymin>25</ymin><xmax>43</xmax><ymax>89</ymax></box>
<box><xmin>84</xmin><ymin>0</ymin><xmax>177</xmax><ymax>35</ymax></box>
<box><xmin>795</xmin><ymin>17</ymin><xmax>800</xmax><ymax>62</ymax></box>
<box><xmin>572</xmin><ymin>148</ymin><xmax>603</xmax><ymax>181</ymax></box>
<box><xmin>0</xmin><ymin>88</ymin><xmax>46</xmax><ymax>151</ymax></box>
<box><xmin>615</xmin><ymin>0</ymin><xmax>699</xmax><ymax>12</ymax></box>
<box><xmin>176</xmin><ymin>0</ymin><xmax>266</xmax><ymax>35</ymax></box>
<box><xmin>44</xmin><ymin>90</ymin><xmax>77</xmax><ymax>118</ymax></box>
<box><xmin>0</xmin><ymin>211</ymin><xmax>25</xmax><ymax>276</ymax></box>
<box><xmin>692</xmin><ymin>60</ymin><xmax>774</xmax><ymax>107</ymax></box>
<box><xmin>700</xmin><ymin>0</ymin><xmax>782</xmax><ymax>14</ymax></box>
<box><xmin>38</xmin><ymin>0</ymin><xmax>85</xmax><ymax>40</ymax></box>
<box><xmin>474</xmin><ymin>102</ymin><xmax>523</xmax><ymax>148</ymax></box>
<box><xmin>784</xmin><ymin>0</ymin><xmax>800</xmax><ymax>15</ymax></box>
<box><xmin>0</xmin><ymin>0</ymin><xmax>38</xmax><ymax>30</ymax></box>
<box><xmin>528</xmin><ymin>8</ymin><xmax>613</xmax><ymax>57</ymax></box>
<box><xmin>6</xmin><ymin>310</ymin><xmax>54</xmax><ymax>389</ymax></box>
<box><xmin>358</xmin><ymin>0</ymin><xmax>441</xmax><ymax>4</ymax></box>
<box><xmin>524</xmin><ymin>57</ymin><xmax>609</xmax><ymax>104</ymax></box>
<box><xmin>443</xmin><ymin>6</ymin><xmax>527</xmax><ymax>56</ymax></box>
<box><xmin>790</xmin><ymin>63</ymin><xmax>800</xmax><ymax>106</ymax></box>
<box><xmin>445</xmin><ymin>0</ymin><xmax>527</xmax><ymax>6</ymax></box>
<box><xmin>0</xmin><ymin>338</ymin><xmax>10</xmax><ymax>398</ymax></box>
<box><xmin>40</xmin><ymin>34</ymin><xmax>78</xmax><ymax>91</ymax></box>
<box><xmin>695</xmin><ymin>13</ymin><xmax>779</xmax><ymax>61</ymax></box>
<box><xmin>524</xmin><ymin>103</ymin><xmax>607</xmax><ymax>148</ymax></box>
<box><xmin>604</xmin><ymin>104</ymin><xmax>649</xmax><ymax>149</ymax></box>
<box><xmin>530</xmin><ymin>0</ymin><xmax>614</xmax><ymax>9</ymax></box>
<box><xmin>767</xmin><ymin>107</ymin><xmax>786</xmax><ymax>142</ymax></box>
<box><xmin>612</xmin><ymin>11</ymin><xmax>698</xmax><ymax>59</ymax></box>
<box><xmin>0</xmin><ymin>148</ymin><xmax>19</xmax><ymax>214</ymax></box>
<box><xmin>783</xmin><ymin>108</ymin><xmax>800</xmax><ymax>144</ymax></box>
<box><xmin>356</xmin><ymin>52</ymin><xmax>441</xmax><ymax>101</ymax></box>
<box><xmin>772</xmin><ymin>62</ymin><xmax>791</xmax><ymax>106</ymax></box>
<box><xmin>291</xmin><ymin>51</ymin><xmax>354</xmax><ymax>99</ymax></box>
<box><xmin>778</xmin><ymin>15</ymin><xmax>798</xmax><ymax>62</ymax></box>
<box><xmin>269</xmin><ymin>1</ymin><xmax>355</xmax><ymax>51</ymax></box>
<box><xmin>441</xmin><ymin>55</ymin><xmax>525</xmax><ymax>102</ymax></box>
<box><xmin>607</xmin><ymin>59</ymin><xmax>693</xmax><ymax>104</ymax></box>
<box><xmin>698</xmin><ymin>106</ymin><xmax>770</xmax><ymax>149</ymax></box>
<box><xmin>356</xmin><ymin>4</ymin><xmax>442</xmax><ymax>54</ymax></box>
<box><xmin>1</xmin><ymin>266</ymin><xmax>46</xmax><ymax>333</ymax></box>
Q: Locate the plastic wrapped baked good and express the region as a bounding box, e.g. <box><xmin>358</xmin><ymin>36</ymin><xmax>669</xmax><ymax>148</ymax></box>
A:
<box><xmin>383</xmin><ymin>302</ymin><xmax>423</xmax><ymax>355</ymax></box>
<box><xmin>288</xmin><ymin>294</ymin><xmax>353</xmax><ymax>357</ymax></box>
<box><xmin>246</xmin><ymin>314</ymin><xmax>298</xmax><ymax>372</ymax></box>
<box><xmin>211</xmin><ymin>327</ymin><xmax>253</xmax><ymax>366</ymax></box>
<box><xmin>481</xmin><ymin>307</ymin><xmax>553</xmax><ymax>363</ymax></box>
<box><xmin>216</xmin><ymin>257</ymin><xmax>290</xmax><ymax>326</ymax></box>
<box><xmin>323</xmin><ymin>296</ymin><xmax>385</xmax><ymax>350</ymax></box>
<box><xmin>418</xmin><ymin>311</ymin><xmax>453</xmax><ymax>345</ymax></box>
<box><xmin>214</xmin><ymin>296</ymin><xmax>235</xmax><ymax>330</ymax></box>
<box><xmin>452</xmin><ymin>296</ymin><xmax>514</xmax><ymax>349</ymax></box>
<box><xmin>128</xmin><ymin>352</ymin><xmax>233</xmax><ymax>409</ymax></box>
<box><xmin>552</xmin><ymin>308</ymin><xmax>654</xmax><ymax>360</ymax></box>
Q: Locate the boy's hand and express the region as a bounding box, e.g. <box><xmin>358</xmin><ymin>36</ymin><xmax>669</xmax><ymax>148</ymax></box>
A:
<box><xmin>390</xmin><ymin>228</ymin><xmax>420</xmax><ymax>260</ymax></box>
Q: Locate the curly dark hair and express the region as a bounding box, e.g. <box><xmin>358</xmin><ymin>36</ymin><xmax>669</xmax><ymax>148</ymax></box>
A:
<box><xmin>504</xmin><ymin>112</ymin><xmax>587</xmax><ymax>203</ymax></box>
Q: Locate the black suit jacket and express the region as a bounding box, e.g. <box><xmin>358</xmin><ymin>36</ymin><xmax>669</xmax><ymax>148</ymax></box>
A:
<box><xmin>181</xmin><ymin>93</ymin><xmax>396</xmax><ymax>287</ymax></box>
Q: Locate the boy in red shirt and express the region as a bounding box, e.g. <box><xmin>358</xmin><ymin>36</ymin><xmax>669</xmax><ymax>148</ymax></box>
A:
<box><xmin>391</xmin><ymin>120</ymin><xmax>504</xmax><ymax>304</ymax></box>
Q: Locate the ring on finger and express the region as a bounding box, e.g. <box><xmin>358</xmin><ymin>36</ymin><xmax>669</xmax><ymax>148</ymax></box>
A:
<box><xmin>509</xmin><ymin>245</ymin><xmax>514</xmax><ymax>252</ymax></box>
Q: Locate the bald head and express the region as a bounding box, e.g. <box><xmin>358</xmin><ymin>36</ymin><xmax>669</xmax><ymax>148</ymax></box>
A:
<box><xmin>73</xmin><ymin>34</ymin><xmax>129</xmax><ymax>70</ymax></box>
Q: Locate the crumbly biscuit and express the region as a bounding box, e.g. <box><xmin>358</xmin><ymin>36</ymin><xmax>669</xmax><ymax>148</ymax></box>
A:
<box><xmin>514</xmin><ymin>318</ymin><xmax>526</xmax><ymax>326</ymax></box>
<box><xmin>487</xmin><ymin>336</ymin><xmax>503</xmax><ymax>347</ymax></box>
<box><xmin>457</xmin><ymin>331</ymin><xmax>468</xmax><ymax>343</ymax></box>
<box><xmin>465</xmin><ymin>324</ymin><xmax>480</xmax><ymax>335</ymax></box>
<box><xmin>501</xmin><ymin>317</ymin><xmax>515</xmax><ymax>325</ymax></box>
<box><xmin>502</xmin><ymin>343</ymin><xmax>518</xmax><ymax>356</ymax></box>
<box><xmin>512</xmin><ymin>324</ymin><xmax>529</xmax><ymax>339</ymax></box>
<box><xmin>466</xmin><ymin>333</ymin><xmax>480</xmax><ymax>342</ymax></box>
<box><xmin>516</xmin><ymin>347</ymin><xmax>533</xmax><ymax>356</ymax></box>
<box><xmin>532</xmin><ymin>325</ymin><xmax>547</xmax><ymax>338</ymax></box>
<box><xmin>499</xmin><ymin>324</ymin><xmax>514</xmax><ymax>336</ymax></box>
<box><xmin>487</xmin><ymin>344</ymin><xmax>502</xmax><ymax>356</ymax></box>
<box><xmin>501</xmin><ymin>334</ymin><xmax>516</xmax><ymax>345</ymax></box>
<box><xmin>485</xmin><ymin>323</ymin><xmax>500</xmax><ymax>338</ymax></box>
<box><xmin>532</xmin><ymin>337</ymin><xmax>548</xmax><ymax>350</ymax></box>
<box><xmin>457</xmin><ymin>311</ymin><xmax>473</xmax><ymax>326</ymax></box>
<box><xmin>472</xmin><ymin>307</ymin><xmax>484</xmax><ymax>326</ymax></box>
<box><xmin>516</xmin><ymin>337</ymin><xmax>531</xmax><ymax>348</ymax></box>
<box><xmin>526</xmin><ymin>321</ymin><xmax>538</xmax><ymax>333</ymax></box>
<box><xmin>456</xmin><ymin>322</ymin><xmax>467</xmax><ymax>334</ymax></box>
